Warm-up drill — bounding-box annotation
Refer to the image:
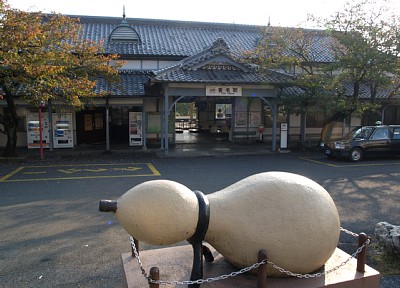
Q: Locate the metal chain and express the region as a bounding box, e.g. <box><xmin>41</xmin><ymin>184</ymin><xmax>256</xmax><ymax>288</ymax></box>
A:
<box><xmin>265</xmin><ymin>238</ymin><xmax>370</xmax><ymax>278</ymax></box>
<box><xmin>129</xmin><ymin>227</ymin><xmax>370</xmax><ymax>285</ymax></box>
<box><xmin>130</xmin><ymin>237</ymin><xmax>149</xmax><ymax>279</ymax></box>
<box><xmin>340</xmin><ymin>226</ymin><xmax>359</xmax><ymax>238</ymax></box>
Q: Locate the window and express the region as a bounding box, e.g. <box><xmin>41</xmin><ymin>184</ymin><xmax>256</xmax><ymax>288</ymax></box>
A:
<box><xmin>371</xmin><ymin>128</ymin><xmax>389</xmax><ymax>140</ymax></box>
<box><xmin>392</xmin><ymin>128</ymin><xmax>400</xmax><ymax>140</ymax></box>
<box><xmin>263</xmin><ymin>106</ymin><xmax>286</xmax><ymax>128</ymax></box>
<box><xmin>215</xmin><ymin>104</ymin><xmax>232</xmax><ymax>119</ymax></box>
<box><xmin>306</xmin><ymin>111</ymin><xmax>326</xmax><ymax>128</ymax></box>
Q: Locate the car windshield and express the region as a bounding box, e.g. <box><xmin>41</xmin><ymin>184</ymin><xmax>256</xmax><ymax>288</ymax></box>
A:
<box><xmin>351</xmin><ymin>127</ymin><xmax>374</xmax><ymax>139</ymax></box>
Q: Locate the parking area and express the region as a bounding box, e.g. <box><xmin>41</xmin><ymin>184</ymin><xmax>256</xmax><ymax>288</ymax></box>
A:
<box><xmin>0</xmin><ymin>163</ymin><xmax>161</xmax><ymax>182</ymax></box>
<box><xmin>0</xmin><ymin>152</ymin><xmax>399</xmax><ymax>288</ymax></box>
<box><xmin>300</xmin><ymin>156</ymin><xmax>400</xmax><ymax>167</ymax></box>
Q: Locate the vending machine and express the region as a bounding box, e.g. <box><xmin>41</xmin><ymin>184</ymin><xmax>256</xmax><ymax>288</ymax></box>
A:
<box><xmin>129</xmin><ymin>112</ymin><xmax>143</xmax><ymax>146</ymax></box>
<box><xmin>53</xmin><ymin>113</ymin><xmax>74</xmax><ymax>148</ymax></box>
<box><xmin>26</xmin><ymin>112</ymin><xmax>50</xmax><ymax>149</ymax></box>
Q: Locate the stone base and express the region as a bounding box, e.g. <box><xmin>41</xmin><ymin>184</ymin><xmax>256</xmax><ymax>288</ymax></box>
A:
<box><xmin>122</xmin><ymin>244</ymin><xmax>380</xmax><ymax>288</ymax></box>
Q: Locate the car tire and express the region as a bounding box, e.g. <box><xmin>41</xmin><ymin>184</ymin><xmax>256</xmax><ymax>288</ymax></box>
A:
<box><xmin>349</xmin><ymin>147</ymin><xmax>363</xmax><ymax>162</ymax></box>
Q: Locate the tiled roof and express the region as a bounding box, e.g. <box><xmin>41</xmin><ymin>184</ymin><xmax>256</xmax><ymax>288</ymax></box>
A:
<box><xmin>280</xmin><ymin>82</ymin><xmax>396</xmax><ymax>99</ymax></box>
<box><xmin>76</xmin><ymin>15</ymin><xmax>336</xmax><ymax>63</ymax></box>
<box><xmin>153</xmin><ymin>69</ymin><xmax>283</xmax><ymax>84</ymax></box>
<box><xmin>280</xmin><ymin>86</ymin><xmax>305</xmax><ymax>96</ymax></box>
<box><xmin>95</xmin><ymin>71</ymin><xmax>150</xmax><ymax>96</ymax></box>
<box><xmin>76</xmin><ymin>16</ymin><xmax>260</xmax><ymax>58</ymax></box>
<box><xmin>152</xmin><ymin>38</ymin><xmax>286</xmax><ymax>84</ymax></box>
<box><xmin>342</xmin><ymin>82</ymin><xmax>395</xmax><ymax>99</ymax></box>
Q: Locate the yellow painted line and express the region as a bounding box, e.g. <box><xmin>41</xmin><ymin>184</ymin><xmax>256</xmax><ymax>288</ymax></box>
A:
<box><xmin>299</xmin><ymin>157</ymin><xmax>340</xmax><ymax>167</ymax></box>
<box><xmin>147</xmin><ymin>163</ymin><xmax>161</xmax><ymax>176</ymax></box>
<box><xmin>1</xmin><ymin>173</ymin><xmax>159</xmax><ymax>182</ymax></box>
<box><xmin>0</xmin><ymin>163</ymin><xmax>161</xmax><ymax>182</ymax></box>
<box><xmin>113</xmin><ymin>167</ymin><xmax>142</xmax><ymax>172</ymax></box>
<box><xmin>84</xmin><ymin>168</ymin><xmax>109</xmax><ymax>172</ymax></box>
<box><xmin>299</xmin><ymin>157</ymin><xmax>400</xmax><ymax>167</ymax></box>
<box><xmin>0</xmin><ymin>166</ymin><xmax>25</xmax><ymax>182</ymax></box>
<box><xmin>12</xmin><ymin>163</ymin><xmax>141</xmax><ymax>168</ymax></box>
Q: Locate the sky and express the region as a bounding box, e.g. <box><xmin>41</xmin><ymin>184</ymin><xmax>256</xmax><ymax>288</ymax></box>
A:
<box><xmin>7</xmin><ymin>0</ymin><xmax>400</xmax><ymax>28</ymax></box>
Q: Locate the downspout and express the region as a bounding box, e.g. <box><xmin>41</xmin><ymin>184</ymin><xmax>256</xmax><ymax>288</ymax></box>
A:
<box><xmin>105</xmin><ymin>61</ymin><xmax>111</xmax><ymax>153</ymax></box>
<box><xmin>272</xmin><ymin>102</ymin><xmax>277</xmax><ymax>152</ymax></box>
<box><xmin>381</xmin><ymin>104</ymin><xmax>389</xmax><ymax>124</ymax></box>
<box><xmin>255</xmin><ymin>95</ymin><xmax>277</xmax><ymax>152</ymax></box>
<box><xmin>142</xmin><ymin>111</ymin><xmax>147</xmax><ymax>150</ymax></box>
<box><xmin>164</xmin><ymin>85</ymin><xmax>169</xmax><ymax>156</ymax></box>
<box><xmin>105</xmin><ymin>97</ymin><xmax>111</xmax><ymax>152</ymax></box>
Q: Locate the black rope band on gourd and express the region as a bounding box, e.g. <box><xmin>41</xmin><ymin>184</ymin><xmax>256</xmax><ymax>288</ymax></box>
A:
<box><xmin>187</xmin><ymin>190</ymin><xmax>211</xmax><ymax>288</ymax></box>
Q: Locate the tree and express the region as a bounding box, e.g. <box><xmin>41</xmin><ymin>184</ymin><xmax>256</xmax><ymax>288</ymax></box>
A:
<box><xmin>317</xmin><ymin>0</ymin><xmax>400</xmax><ymax>124</ymax></box>
<box><xmin>0</xmin><ymin>1</ymin><xmax>121</xmax><ymax>156</ymax></box>
<box><xmin>245</xmin><ymin>0</ymin><xmax>400</xmax><ymax>146</ymax></box>
<box><xmin>244</xmin><ymin>26</ymin><xmax>337</xmax><ymax>147</ymax></box>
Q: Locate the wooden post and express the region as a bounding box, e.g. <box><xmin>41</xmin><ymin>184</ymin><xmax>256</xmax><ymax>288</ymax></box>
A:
<box><xmin>131</xmin><ymin>238</ymin><xmax>139</xmax><ymax>258</ymax></box>
<box><xmin>149</xmin><ymin>267</ymin><xmax>159</xmax><ymax>288</ymax></box>
<box><xmin>356</xmin><ymin>233</ymin><xmax>369</xmax><ymax>273</ymax></box>
<box><xmin>257</xmin><ymin>249</ymin><xmax>267</xmax><ymax>288</ymax></box>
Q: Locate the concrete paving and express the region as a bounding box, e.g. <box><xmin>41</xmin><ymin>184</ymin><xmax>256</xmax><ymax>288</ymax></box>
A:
<box><xmin>6</xmin><ymin>134</ymin><xmax>279</xmax><ymax>162</ymax></box>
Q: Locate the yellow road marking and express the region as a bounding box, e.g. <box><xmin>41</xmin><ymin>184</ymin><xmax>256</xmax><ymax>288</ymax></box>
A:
<box><xmin>113</xmin><ymin>167</ymin><xmax>142</xmax><ymax>172</ymax></box>
<box><xmin>84</xmin><ymin>168</ymin><xmax>108</xmax><ymax>172</ymax></box>
<box><xmin>1</xmin><ymin>174</ymin><xmax>159</xmax><ymax>182</ymax></box>
<box><xmin>299</xmin><ymin>157</ymin><xmax>400</xmax><ymax>167</ymax></box>
<box><xmin>0</xmin><ymin>163</ymin><xmax>161</xmax><ymax>182</ymax></box>
<box><xmin>57</xmin><ymin>169</ymin><xmax>82</xmax><ymax>174</ymax></box>
<box><xmin>0</xmin><ymin>166</ymin><xmax>25</xmax><ymax>182</ymax></box>
<box><xmin>147</xmin><ymin>163</ymin><xmax>161</xmax><ymax>176</ymax></box>
<box><xmin>299</xmin><ymin>157</ymin><xmax>340</xmax><ymax>167</ymax></box>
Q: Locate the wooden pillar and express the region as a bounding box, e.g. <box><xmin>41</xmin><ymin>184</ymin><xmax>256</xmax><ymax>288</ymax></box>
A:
<box><xmin>257</xmin><ymin>249</ymin><xmax>267</xmax><ymax>288</ymax></box>
<box><xmin>357</xmin><ymin>233</ymin><xmax>369</xmax><ymax>273</ymax></box>
<box><xmin>149</xmin><ymin>267</ymin><xmax>159</xmax><ymax>288</ymax></box>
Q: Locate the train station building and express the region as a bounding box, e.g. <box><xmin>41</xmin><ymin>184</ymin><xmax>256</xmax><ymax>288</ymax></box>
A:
<box><xmin>1</xmin><ymin>12</ymin><xmax>399</xmax><ymax>155</ymax></box>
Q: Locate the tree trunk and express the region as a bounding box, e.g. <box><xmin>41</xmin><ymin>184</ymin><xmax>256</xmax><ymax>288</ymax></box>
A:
<box><xmin>2</xmin><ymin>94</ymin><xmax>19</xmax><ymax>157</ymax></box>
<box><xmin>3</xmin><ymin>123</ymin><xmax>18</xmax><ymax>157</ymax></box>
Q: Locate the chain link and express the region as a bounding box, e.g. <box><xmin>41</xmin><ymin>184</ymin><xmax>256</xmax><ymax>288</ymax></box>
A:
<box><xmin>340</xmin><ymin>226</ymin><xmax>359</xmax><ymax>238</ymax></box>
<box><xmin>129</xmin><ymin>227</ymin><xmax>370</xmax><ymax>285</ymax></box>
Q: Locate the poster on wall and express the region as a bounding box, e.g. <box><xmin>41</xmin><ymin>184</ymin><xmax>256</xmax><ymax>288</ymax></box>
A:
<box><xmin>129</xmin><ymin>112</ymin><xmax>143</xmax><ymax>146</ymax></box>
<box><xmin>249</xmin><ymin>112</ymin><xmax>261</xmax><ymax>127</ymax></box>
<box><xmin>147</xmin><ymin>113</ymin><xmax>160</xmax><ymax>134</ymax></box>
<box><xmin>26</xmin><ymin>112</ymin><xmax>50</xmax><ymax>149</ymax></box>
<box><xmin>235</xmin><ymin>112</ymin><xmax>247</xmax><ymax>127</ymax></box>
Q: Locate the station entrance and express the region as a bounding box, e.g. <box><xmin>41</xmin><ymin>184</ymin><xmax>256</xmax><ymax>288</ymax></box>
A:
<box><xmin>174</xmin><ymin>99</ymin><xmax>232</xmax><ymax>144</ymax></box>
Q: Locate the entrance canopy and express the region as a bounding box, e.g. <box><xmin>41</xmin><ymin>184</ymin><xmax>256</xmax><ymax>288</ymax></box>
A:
<box><xmin>147</xmin><ymin>38</ymin><xmax>289</xmax><ymax>155</ymax></box>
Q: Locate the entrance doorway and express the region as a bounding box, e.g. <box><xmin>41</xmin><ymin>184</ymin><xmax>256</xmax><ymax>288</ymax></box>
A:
<box><xmin>174</xmin><ymin>100</ymin><xmax>232</xmax><ymax>144</ymax></box>
<box><xmin>76</xmin><ymin>109</ymin><xmax>105</xmax><ymax>144</ymax></box>
<box><xmin>109</xmin><ymin>106</ymin><xmax>143</xmax><ymax>144</ymax></box>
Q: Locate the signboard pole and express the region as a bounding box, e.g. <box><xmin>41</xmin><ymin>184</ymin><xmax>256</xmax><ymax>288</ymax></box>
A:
<box><xmin>38</xmin><ymin>105</ymin><xmax>44</xmax><ymax>160</ymax></box>
<box><xmin>280</xmin><ymin>123</ymin><xmax>288</xmax><ymax>149</ymax></box>
<box><xmin>48</xmin><ymin>100</ymin><xmax>54</xmax><ymax>151</ymax></box>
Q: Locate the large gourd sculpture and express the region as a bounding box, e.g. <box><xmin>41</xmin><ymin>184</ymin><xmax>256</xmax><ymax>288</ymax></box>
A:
<box><xmin>100</xmin><ymin>171</ymin><xmax>340</xmax><ymax>284</ymax></box>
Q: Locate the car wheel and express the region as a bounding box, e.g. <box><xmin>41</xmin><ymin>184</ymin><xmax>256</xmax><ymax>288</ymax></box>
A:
<box><xmin>349</xmin><ymin>147</ymin><xmax>363</xmax><ymax>162</ymax></box>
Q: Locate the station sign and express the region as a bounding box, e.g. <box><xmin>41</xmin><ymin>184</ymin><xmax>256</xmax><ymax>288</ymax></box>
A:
<box><xmin>206</xmin><ymin>86</ymin><xmax>242</xmax><ymax>96</ymax></box>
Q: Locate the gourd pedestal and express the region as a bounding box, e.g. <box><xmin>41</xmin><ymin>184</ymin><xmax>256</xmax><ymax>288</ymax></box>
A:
<box><xmin>121</xmin><ymin>244</ymin><xmax>380</xmax><ymax>288</ymax></box>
